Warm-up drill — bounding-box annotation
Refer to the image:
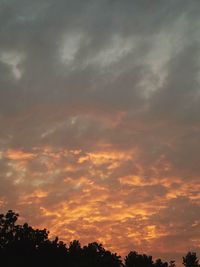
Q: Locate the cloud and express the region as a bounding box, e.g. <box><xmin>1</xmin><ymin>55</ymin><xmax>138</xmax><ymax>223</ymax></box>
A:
<box><xmin>0</xmin><ymin>0</ymin><xmax>200</xmax><ymax>265</ymax></box>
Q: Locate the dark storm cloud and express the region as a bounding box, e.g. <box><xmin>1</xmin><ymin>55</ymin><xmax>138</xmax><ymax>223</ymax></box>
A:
<box><xmin>0</xmin><ymin>0</ymin><xmax>199</xmax><ymax>115</ymax></box>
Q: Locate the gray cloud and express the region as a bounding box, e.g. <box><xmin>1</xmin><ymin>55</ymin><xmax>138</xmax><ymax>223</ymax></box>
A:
<box><xmin>0</xmin><ymin>0</ymin><xmax>200</xmax><ymax>263</ymax></box>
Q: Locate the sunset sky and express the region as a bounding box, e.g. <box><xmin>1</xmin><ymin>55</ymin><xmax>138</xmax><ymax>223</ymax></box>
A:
<box><xmin>0</xmin><ymin>0</ymin><xmax>200</xmax><ymax>264</ymax></box>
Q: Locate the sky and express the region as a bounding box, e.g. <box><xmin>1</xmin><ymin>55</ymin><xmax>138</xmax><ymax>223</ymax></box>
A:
<box><xmin>0</xmin><ymin>0</ymin><xmax>200</xmax><ymax>264</ymax></box>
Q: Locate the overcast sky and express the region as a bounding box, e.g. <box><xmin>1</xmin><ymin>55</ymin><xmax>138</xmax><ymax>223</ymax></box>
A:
<box><xmin>0</xmin><ymin>0</ymin><xmax>200</xmax><ymax>264</ymax></box>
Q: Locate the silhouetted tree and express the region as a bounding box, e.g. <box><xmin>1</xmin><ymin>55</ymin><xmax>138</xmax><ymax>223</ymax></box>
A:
<box><xmin>0</xmin><ymin>210</ymin><xmax>67</xmax><ymax>267</ymax></box>
<box><xmin>183</xmin><ymin>252</ymin><xmax>199</xmax><ymax>267</ymax></box>
<box><xmin>0</xmin><ymin>210</ymin><xmax>19</xmax><ymax>248</ymax></box>
<box><xmin>154</xmin><ymin>258</ymin><xmax>168</xmax><ymax>267</ymax></box>
<box><xmin>169</xmin><ymin>260</ymin><xmax>176</xmax><ymax>267</ymax></box>
<box><xmin>82</xmin><ymin>242</ymin><xmax>123</xmax><ymax>267</ymax></box>
<box><xmin>67</xmin><ymin>240</ymin><xmax>83</xmax><ymax>267</ymax></box>
<box><xmin>0</xmin><ymin>210</ymin><xmax>199</xmax><ymax>267</ymax></box>
<box><xmin>125</xmin><ymin>251</ymin><xmax>153</xmax><ymax>267</ymax></box>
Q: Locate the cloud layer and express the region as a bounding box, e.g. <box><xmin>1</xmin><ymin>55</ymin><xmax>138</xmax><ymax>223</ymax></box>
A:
<box><xmin>0</xmin><ymin>0</ymin><xmax>200</xmax><ymax>264</ymax></box>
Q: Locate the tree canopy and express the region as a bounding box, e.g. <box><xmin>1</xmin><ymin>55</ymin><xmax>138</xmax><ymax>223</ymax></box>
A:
<box><xmin>0</xmin><ymin>210</ymin><xmax>198</xmax><ymax>267</ymax></box>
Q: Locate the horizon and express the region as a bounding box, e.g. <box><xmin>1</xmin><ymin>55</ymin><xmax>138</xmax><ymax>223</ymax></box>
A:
<box><xmin>0</xmin><ymin>209</ymin><xmax>198</xmax><ymax>266</ymax></box>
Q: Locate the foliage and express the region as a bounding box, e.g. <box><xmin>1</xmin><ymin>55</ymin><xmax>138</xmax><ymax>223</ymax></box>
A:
<box><xmin>183</xmin><ymin>252</ymin><xmax>199</xmax><ymax>267</ymax></box>
<box><xmin>0</xmin><ymin>210</ymin><xmax>199</xmax><ymax>267</ymax></box>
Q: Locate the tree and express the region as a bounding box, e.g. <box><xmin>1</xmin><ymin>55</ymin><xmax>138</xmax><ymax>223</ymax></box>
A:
<box><xmin>0</xmin><ymin>210</ymin><xmax>199</xmax><ymax>267</ymax></box>
<box><xmin>125</xmin><ymin>251</ymin><xmax>153</xmax><ymax>267</ymax></box>
<box><xmin>82</xmin><ymin>242</ymin><xmax>123</xmax><ymax>267</ymax></box>
<box><xmin>154</xmin><ymin>258</ymin><xmax>168</xmax><ymax>267</ymax></box>
<box><xmin>0</xmin><ymin>210</ymin><xmax>67</xmax><ymax>267</ymax></box>
<box><xmin>0</xmin><ymin>211</ymin><xmax>122</xmax><ymax>267</ymax></box>
<box><xmin>0</xmin><ymin>210</ymin><xmax>19</xmax><ymax>248</ymax></box>
<box><xmin>183</xmin><ymin>252</ymin><xmax>199</xmax><ymax>267</ymax></box>
<box><xmin>169</xmin><ymin>260</ymin><xmax>176</xmax><ymax>267</ymax></box>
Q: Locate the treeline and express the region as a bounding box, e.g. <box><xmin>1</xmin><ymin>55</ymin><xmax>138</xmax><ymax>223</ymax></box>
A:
<box><xmin>0</xmin><ymin>210</ymin><xmax>199</xmax><ymax>267</ymax></box>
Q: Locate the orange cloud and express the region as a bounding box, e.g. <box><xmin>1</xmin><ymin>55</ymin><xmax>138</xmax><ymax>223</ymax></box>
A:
<box><xmin>5</xmin><ymin>149</ymin><xmax>35</xmax><ymax>160</ymax></box>
<box><xmin>1</xmin><ymin>145</ymin><xmax>199</xmax><ymax>266</ymax></box>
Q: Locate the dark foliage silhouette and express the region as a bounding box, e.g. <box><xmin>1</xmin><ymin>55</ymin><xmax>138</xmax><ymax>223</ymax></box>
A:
<box><xmin>0</xmin><ymin>210</ymin><xmax>199</xmax><ymax>267</ymax></box>
<box><xmin>125</xmin><ymin>251</ymin><xmax>153</xmax><ymax>267</ymax></box>
<box><xmin>124</xmin><ymin>251</ymin><xmax>168</xmax><ymax>267</ymax></box>
<box><xmin>0</xmin><ymin>210</ymin><xmax>67</xmax><ymax>266</ymax></box>
<box><xmin>169</xmin><ymin>260</ymin><xmax>176</xmax><ymax>267</ymax></box>
<box><xmin>183</xmin><ymin>252</ymin><xmax>199</xmax><ymax>267</ymax></box>
<box><xmin>0</xmin><ymin>210</ymin><xmax>123</xmax><ymax>267</ymax></box>
<box><xmin>154</xmin><ymin>258</ymin><xmax>168</xmax><ymax>267</ymax></box>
